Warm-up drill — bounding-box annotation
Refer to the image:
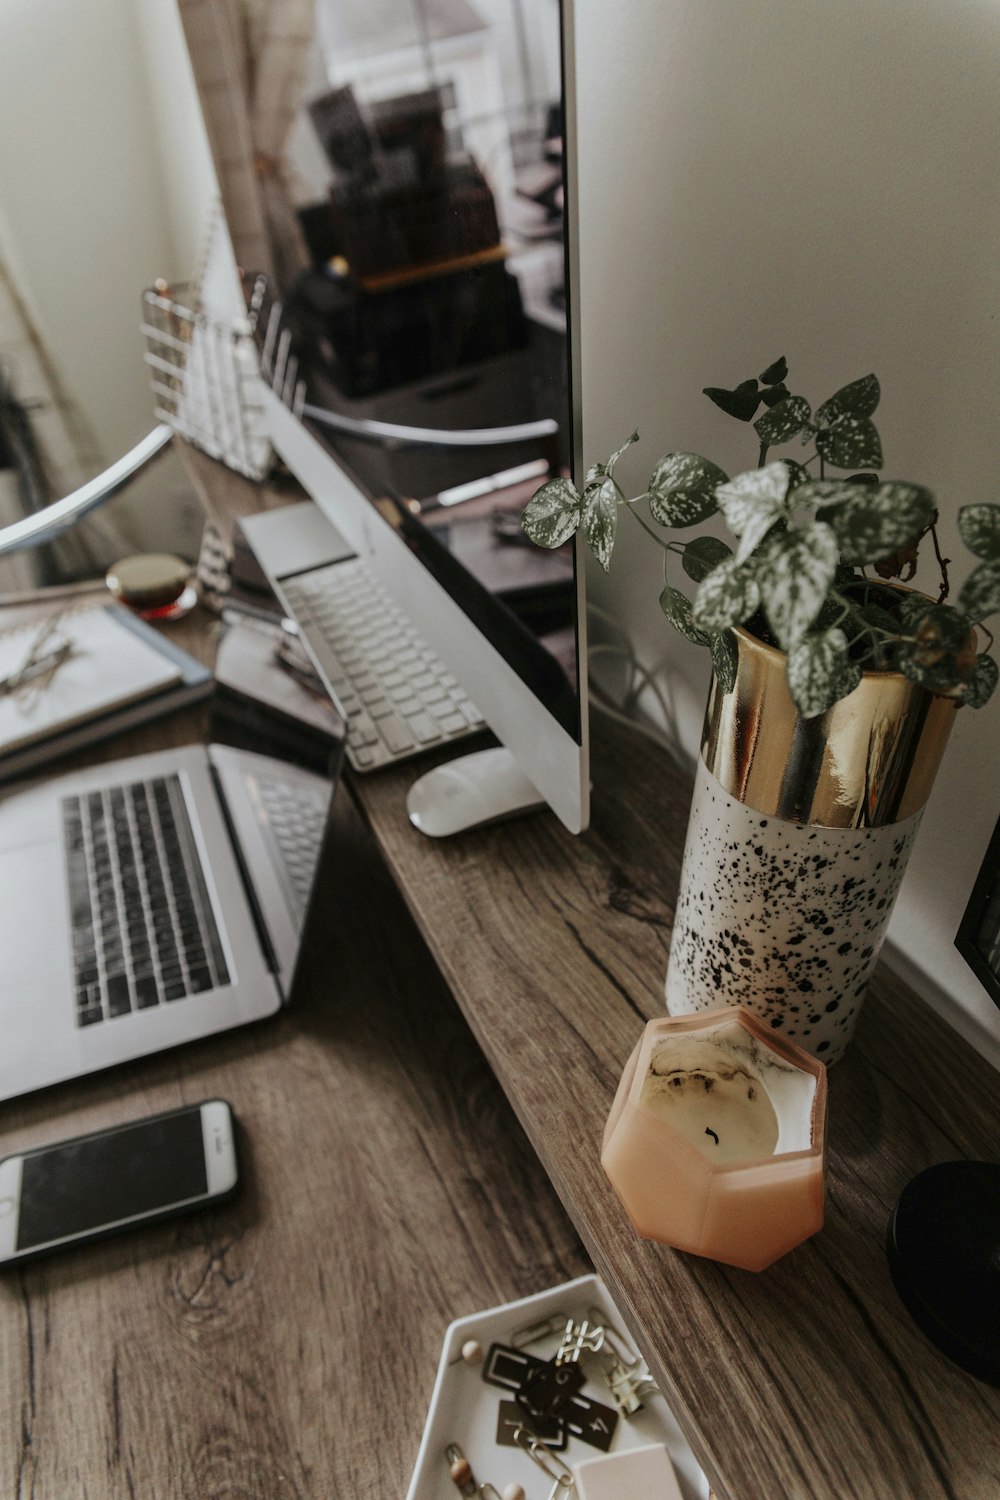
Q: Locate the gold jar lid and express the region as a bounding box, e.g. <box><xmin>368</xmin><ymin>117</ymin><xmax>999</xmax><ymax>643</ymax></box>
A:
<box><xmin>106</xmin><ymin>553</ymin><xmax>192</xmax><ymax>614</ymax></box>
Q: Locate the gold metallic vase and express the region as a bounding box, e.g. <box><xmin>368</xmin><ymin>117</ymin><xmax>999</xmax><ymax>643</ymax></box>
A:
<box><xmin>666</xmin><ymin>625</ymin><xmax>961</xmax><ymax>1063</ymax></box>
<box><xmin>702</xmin><ymin>627</ymin><xmax>960</xmax><ymax>830</ymax></box>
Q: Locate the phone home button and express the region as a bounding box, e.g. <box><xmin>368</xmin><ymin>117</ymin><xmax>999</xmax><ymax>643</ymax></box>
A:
<box><xmin>0</xmin><ymin>1197</ymin><xmax>14</xmax><ymax>1217</ymax></box>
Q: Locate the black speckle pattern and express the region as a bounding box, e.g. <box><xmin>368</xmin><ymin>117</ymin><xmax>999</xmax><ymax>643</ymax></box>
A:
<box><xmin>665</xmin><ymin>760</ymin><xmax>922</xmax><ymax>1064</ymax></box>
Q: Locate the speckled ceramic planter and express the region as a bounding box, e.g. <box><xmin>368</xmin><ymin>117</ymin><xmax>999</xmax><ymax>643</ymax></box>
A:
<box><xmin>665</xmin><ymin>625</ymin><xmax>961</xmax><ymax>1065</ymax></box>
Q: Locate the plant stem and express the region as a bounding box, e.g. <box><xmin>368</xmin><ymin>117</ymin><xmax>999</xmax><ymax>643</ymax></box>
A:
<box><xmin>925</xmin><ymin>511</ymin><xmax>952</xmax><ymax>604</ymax></box>
<box><xmin>824</xmin><ymin>594</ymin><xmax>854</xmax><ymax>629</ymax></box>
<box><xmin>828</xmin><ymin>587</ymin><xmax>903</xmax><ymax>665</ymax></box>
<box><xmin>623</xmin><ymin>498</ymin><xmax>671</xmax><ymax>550</ymax></box>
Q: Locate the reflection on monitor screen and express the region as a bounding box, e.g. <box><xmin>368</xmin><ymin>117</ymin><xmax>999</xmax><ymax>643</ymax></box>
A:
<box><xmin>211</xmin><ymin>0</ymin><xmax>589</xmax><ymax>833</ymax></box>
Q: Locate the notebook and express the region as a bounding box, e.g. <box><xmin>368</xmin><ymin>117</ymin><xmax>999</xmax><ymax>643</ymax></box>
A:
<box><xmin>0</xmin><ymin>740</ymin><xmax>339</xmax><ymax>1102</ymax></box>
<box><xmin>0</xmin><ymin>603</ymin><xmax>212</xmax><ymax>782</ymax></box>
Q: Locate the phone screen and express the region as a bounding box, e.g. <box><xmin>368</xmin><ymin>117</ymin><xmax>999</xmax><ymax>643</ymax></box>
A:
<box><xmin>17</xmin><ymin>1110</ymin><xmax>208</xmax><ymax>1251</ymax></box>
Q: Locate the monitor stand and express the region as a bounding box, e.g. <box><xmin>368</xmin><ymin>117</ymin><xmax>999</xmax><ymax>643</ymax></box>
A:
<box><xmin>406</xmin><ymin>747</ymin><xmax>545</xmax><ymax>838</ymax></box>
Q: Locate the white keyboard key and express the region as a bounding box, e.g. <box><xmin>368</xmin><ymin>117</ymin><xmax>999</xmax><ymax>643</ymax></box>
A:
<box><xmin>379</xmin><ymin>717</ymin><xmax>416</xmax><ymax>754</ymax></box>
<box><xmin>407</xmin><ymin>712</ymin><xmax>441</xmax><ymax>744</ymax></box>
<box><xmin>439</xmin><ymin>712</ymin><xmax>469</xmax><ymax>735</ymax></box>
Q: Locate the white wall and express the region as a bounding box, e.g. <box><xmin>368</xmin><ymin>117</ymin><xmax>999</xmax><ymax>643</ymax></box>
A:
<box><xmin>132</xmin><ymin>0</ymin><xmax>221</xmax><ymax>287</ymax></box>
<box><xmin>0</xmin><ymin>0</ymin><xmax>216</xmax><ymax>561</ymax></box>
<box><xmin>0</xmin><ymin>0</ymin><xmax>175</xmax><ymax>467</ymax></box>
<box><xmin>573</xmin><ymin>0</ymin><xmax>1000</xmax><ymax>1065</ymax></box>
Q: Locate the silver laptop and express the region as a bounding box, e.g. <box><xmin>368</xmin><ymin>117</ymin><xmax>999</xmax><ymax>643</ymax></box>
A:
<box><xmin>0</xmin><ymin>742</ymin><xmax>334</xmax><ymax>1102</ymax></box>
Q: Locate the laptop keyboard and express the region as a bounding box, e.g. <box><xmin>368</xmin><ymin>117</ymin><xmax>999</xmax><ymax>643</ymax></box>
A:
<box><xmin>253</xmin><ymin>769</ymin><xmax>327</xmax><ymax>918</ymax></box>
<box><xmin>63</xmin><ymin>775</ymin><xmax>230</xmax><ymax>1027</ymax></box>
<box><xmin>281</xmin><ymin>558</ymin><xmax>484</xmax><ymax>772</ymax></box>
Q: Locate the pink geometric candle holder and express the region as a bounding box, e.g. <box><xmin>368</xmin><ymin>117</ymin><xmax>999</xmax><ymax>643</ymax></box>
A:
<box><xmin>602</xmin><ymin>1006</ymin><xmax>828</xmax><ymax>1272</ymax></box>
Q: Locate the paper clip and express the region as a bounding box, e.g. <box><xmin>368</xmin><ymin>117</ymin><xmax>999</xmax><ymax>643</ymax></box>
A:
<box><xmin>513</xmin><ymin>1427</ymin><xmax>575</xmax><ymax>1496</ymax></box>
<box><xmin>584</xmin><ymin>1304</ymin><xmax>659</xmax><ymax>1415</ymax></box>
<box><xmin>445</xmin><ymin>1442</ymin><xmax>479</xmax><ymax>1496</ymax></box>
<box><xmin>510</xmin><ymin>1311</ymin><xmax>567</xmax><ymax>1349</ymax></box>
<box><xmin>555</xmin><ymin>1317</ymin><xmax>605</xmax><ymax>1365</ymax></box>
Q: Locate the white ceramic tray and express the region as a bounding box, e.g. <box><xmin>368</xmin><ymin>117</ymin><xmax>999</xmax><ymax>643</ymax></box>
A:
<box><xmin>405</xmin><ymin>1274</ymin><xmax>710</xmax><ymax>1499</ymax></box>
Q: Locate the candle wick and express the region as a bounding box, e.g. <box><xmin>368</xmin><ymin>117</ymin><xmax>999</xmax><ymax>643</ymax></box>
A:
<box><xmin>705</xmin><ymin>1127</ymin><xmax>720</xmax><ymax>1146</ymax></box>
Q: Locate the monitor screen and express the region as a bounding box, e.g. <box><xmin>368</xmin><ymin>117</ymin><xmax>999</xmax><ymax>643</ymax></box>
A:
<box><xmin>248</xmin><ymin>0</ymin><xmax>585</xmax><ymax>766</ymax></box>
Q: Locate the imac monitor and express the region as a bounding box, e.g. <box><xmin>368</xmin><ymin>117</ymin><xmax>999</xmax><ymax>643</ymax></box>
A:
<box><xmin>240</xmin><ymin>0</ymin><xmax>588</xmax><ymax>834</ymax></box>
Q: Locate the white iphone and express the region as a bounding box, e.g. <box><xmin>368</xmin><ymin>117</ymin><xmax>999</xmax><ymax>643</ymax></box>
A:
<box><xmin>0</xmin><ymin>1099</ymin><xmax>239</xmax><ymax>1266</ymax></box>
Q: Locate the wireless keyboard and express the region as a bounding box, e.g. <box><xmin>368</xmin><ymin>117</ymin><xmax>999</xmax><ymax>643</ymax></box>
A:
<box><xmin>280</xmin><ymin>559</ymin><xmax>484</xmax><ymax>772</ymax></box>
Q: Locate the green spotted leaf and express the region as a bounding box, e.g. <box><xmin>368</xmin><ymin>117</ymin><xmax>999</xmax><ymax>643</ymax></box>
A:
<box><xmin>681</xmin><ymin>535</ymin><xmax>733</xmax><ymax>583</ymax></box>
<box><xmin>815</xmin><ymin>416</ymin><xmax>883</xmax><ymax>470</ymax></box>
<box><xmin>897</xmin><ymin>591</ymin><xmax>936</xmax><ymax>629</ymax></box>
<box><xmin>703</xmin><ymin>379</ymin><xmax>761</xmax><ymax>421</ymax></box>
<box><xmin>606</xmin><ymin>430</ymin><xmax>640</xmax><ymax>472</ymax></box>
<box><xmin>647</xmin><ymin>452</ymin><xmax>726</xmax><ymax>528</ymax></box>
<box><xmin>819</xmin><ymin>482</ymin><xmax>934</xmax><ymax>564</ymax></box>
<box><xmin>795</xmin><ymin>478</ymin><xmax>875</xmax><ymax>510</ymax></box>
<box><xmin>783</xmin><ymin>460</ymin><xmax>812</xmax><ymax>493</ymax></box>
<box><xmin>710</xmin><ymin>629</ymin><xmax>739</xmax><ymax>694</ymax></box>
<box><xmin>692</xmin><ymin>558</ymin><xmax>761</xmax><ymax>634</ymax></box>
<box><xmin>815</xmin><ymin>373</ymin><xmax>881</xmax><ymax>426</ymax></box>
<box><xmin>522</xmin><ymin>477</ymin><xmax>582</xmax><ymax>550</ymax></box>
<box><xmin>889</xmin><ymin>602</ymin><xmax>974</xmax><ymax>693</ymax></box>
<box><xmin>716</xmin><ymin>462</ymin><xmax>791</xmax><ymax>565</ymax></box>
<box><xmin>897</xmin><ymin>650</ymin><xmax>966</xmax><ymax>695</ymax></box>
<box><xmin>958</xmin><ymin>560</ymin><xmax>1000</xmax><ymax>620</ymax></box>
<box><xmin>958</xmin><ymin>503</ymin><xmax>1000</xmax><ymax>562</ymax></box>
<box><xmin>756</xmin><ymin>521</ymin><xmax>840</xmax><ymax>647</ymax></box>
<box><xmin>582</xmin><ymin>476</ymin><xmax>618</xmax><ymax>572</ymax></box>
<box><xmin>787</xmin><ymin>629</ymin><xmax>862</xmax><ymax>718</ymax></box>
<box><xmin>753</xmin><ymin>394</ymin><xmax>812</xmax><ymax>447</ymax></box>
<box><xmin>964</xmin><ymin>653</ymin><xmax>999</xmax><ymax>708</ymax></box>
<box><xmin>659</xmin><ymin>585</ymin><xmax>711</xmax><ymax>646</ymax></box>
<box><xmin>893</xmin><ymin>597</ymin><xmax>973</xmax><ymax>686</ymax></box>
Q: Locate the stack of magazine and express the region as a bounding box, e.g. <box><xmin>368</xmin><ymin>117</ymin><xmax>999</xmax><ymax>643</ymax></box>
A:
<box><xmin>0</xmin><ymin>601</ymin><xmax>211</xmax><ymax>784</ymax></box>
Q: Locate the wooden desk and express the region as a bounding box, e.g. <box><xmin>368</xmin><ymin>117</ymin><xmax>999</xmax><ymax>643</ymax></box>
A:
<box><xmin>2</xmin><ymin>457</ymin><xmax>998</xmax><ymax>1498</ymax></box>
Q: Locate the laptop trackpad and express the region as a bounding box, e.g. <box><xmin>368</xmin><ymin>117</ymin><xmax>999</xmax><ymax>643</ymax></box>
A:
<box><xmin>0</xmin><ymin>839</ymin><xmax>74</xmax><ymax>1077</ymax></box>
<box><xmin>0</xmin><ymin>835</ymin><xmax>67</xmax><ymax>983</ymax></box>
<box><xmin>238</xmin><ymin>500</ymin><xmax>355</xmax><ymax>580</ymax></box>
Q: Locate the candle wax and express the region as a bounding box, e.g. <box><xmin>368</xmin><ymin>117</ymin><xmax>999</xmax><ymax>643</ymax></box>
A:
<box><xmin>640</xmin><ymin>1037</ymin><xmax>779</xmax><ymax>1163</ymax></box>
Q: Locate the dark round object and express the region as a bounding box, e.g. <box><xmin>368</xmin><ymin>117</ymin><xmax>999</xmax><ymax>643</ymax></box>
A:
<box><xmin>106</xmin><ymin>554</ymin><xmax>194</xmax><ymax>619</ymax></box>
<box><xmin>887</xmin><ymin>1161</ymin><xmax>1000</xmax><ymax>1385</ymax></box>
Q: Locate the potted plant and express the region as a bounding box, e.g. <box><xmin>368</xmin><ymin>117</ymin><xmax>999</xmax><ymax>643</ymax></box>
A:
<box><xmin>523</xmin><ymin>360</ymin><xmax>1000</xmax><ymax>1062</ymax></box>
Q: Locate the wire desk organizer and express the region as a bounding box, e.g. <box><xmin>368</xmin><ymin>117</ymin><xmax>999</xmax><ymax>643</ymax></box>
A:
<box><xmin>140</xmin><ymin>279</ymin><xmax>272</xmax><ymax>481</ymax></box>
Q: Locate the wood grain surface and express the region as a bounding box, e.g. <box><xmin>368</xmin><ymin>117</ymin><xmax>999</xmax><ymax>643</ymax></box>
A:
<box><xmin>353</xmin><ymin>717</ymin><xmax>1000</xmax><ymax>1500</ymax></box>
